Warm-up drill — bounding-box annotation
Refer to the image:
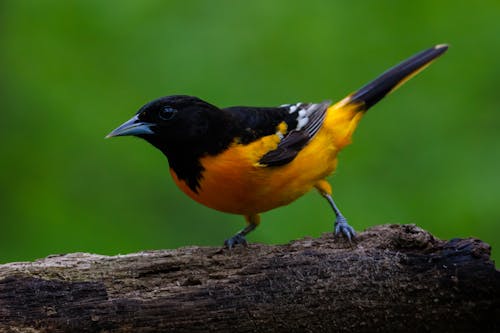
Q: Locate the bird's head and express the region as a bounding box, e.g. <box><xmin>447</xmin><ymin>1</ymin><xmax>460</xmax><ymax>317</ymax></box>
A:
<box><xmin>106</xmin><ymin>95</ymin><xmax>225</xmax><ymax>152</ymax></box>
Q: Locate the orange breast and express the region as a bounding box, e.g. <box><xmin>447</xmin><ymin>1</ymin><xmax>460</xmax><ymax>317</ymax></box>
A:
<box><xmin>170</xmin><ymin>101</ymin><xmax>363</xmax><ymax>215</ymax></box>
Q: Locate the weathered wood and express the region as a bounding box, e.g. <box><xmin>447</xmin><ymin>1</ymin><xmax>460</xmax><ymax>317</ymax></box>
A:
<box><xmin>0</xmin><ymin>224</ymin><xmax>498</xmax><ymax>333</ymax></box>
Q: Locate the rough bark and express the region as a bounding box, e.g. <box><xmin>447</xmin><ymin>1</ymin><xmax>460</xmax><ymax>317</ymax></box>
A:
<box><xmin>0</xmin><ymin>224</ymin><xmax>498</xmax><ymax>333</ymax></box>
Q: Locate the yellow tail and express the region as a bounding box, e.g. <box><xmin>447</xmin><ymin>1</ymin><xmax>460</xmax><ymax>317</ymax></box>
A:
<box><xmin>326</xmin><ymin>44</ymin><xmax>448</xmax><ymax>149</ymax></box>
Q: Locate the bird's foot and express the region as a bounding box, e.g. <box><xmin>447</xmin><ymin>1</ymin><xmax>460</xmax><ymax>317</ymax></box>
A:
<box><xmin>224</xmin><ymin>233</ymin><xmax>248</xmax><ymax>249</ymax></box>
<box><xmin>334</xmin><ymin>215</ymin><xmax>356</xmax><ymax>241</ymax></box>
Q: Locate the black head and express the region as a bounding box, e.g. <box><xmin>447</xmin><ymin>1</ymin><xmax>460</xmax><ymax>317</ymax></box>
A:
<box><xmin>107</xmin><ymin>95</ymin><xmax>238</xmax><ymax>191</ymax></box>
<box><xmin>107</xmin><ymin>95</ymin><xmax>229</xmax><ymax>152</ymax></box>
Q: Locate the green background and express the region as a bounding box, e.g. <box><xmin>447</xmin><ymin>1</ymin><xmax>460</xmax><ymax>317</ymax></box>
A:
<box><xmin>1</xmin><ymin>0</ymin><xmax>499</xmax><ymax>264</ymax></box>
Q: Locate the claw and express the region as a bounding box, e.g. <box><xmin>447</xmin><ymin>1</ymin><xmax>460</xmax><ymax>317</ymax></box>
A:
<box><xmin>334</xmin><ymin>216</ymin><xmax>357</xmax><ymax>241</ymax></box>
<box><xmin>224</xmin><ymin>233</ymin><xmax>248</xmax><ymax>249</ymax></box>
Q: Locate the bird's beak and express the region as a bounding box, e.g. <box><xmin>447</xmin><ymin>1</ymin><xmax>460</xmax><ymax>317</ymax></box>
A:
<box><xmin>106</xmin><ymin>115</ymin><xmax>155</xmax><ymax>138</ymax></box>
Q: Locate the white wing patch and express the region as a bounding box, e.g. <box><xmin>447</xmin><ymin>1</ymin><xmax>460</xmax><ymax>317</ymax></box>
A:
<box><xmin>297</xmin><ymin>117</ymin><xmax>309</xmax><ymax>130</ymax></box>
<box><xmin>282</xmin><ymin>102</ymin><xmax>317</xmax><ymax>131</ymax></box>
<box><xmin>260</xmin><ymin>100</ymin><xmax>331</xmax><ymax>166</ymax></box>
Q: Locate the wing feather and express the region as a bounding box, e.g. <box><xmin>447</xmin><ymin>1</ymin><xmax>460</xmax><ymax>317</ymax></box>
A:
<box><xmin>259</xmin><ymin>101</ymin><xmax>330</xmax><ymax>166</ymax></box>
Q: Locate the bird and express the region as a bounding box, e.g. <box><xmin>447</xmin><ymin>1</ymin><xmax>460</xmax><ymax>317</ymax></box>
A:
<box><xmin>107</xmin><ymin>44</ymin><xmax>448</xmax><ymax>248</ymax></box>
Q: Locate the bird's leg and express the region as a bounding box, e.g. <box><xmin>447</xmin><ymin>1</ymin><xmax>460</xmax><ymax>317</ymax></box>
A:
<box><xmin>325</xmin><ymin>194</ymin><xmax>357</xmax><ymax>241</ymax></box>
<box><xmin>315</xmin><ymin>180</ymin><xmax>356</xmax><ymax>241</ymax></box>
<box><xmin>224</xmin><ymin>214</ymin><xmax>260</xmax><ymax>249</ymax></box>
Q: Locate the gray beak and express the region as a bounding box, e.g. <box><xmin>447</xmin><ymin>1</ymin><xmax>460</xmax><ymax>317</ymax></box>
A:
<box><xmin>106</xmin><ymin>115</ymin><xmax>155</xmax><ymax>138</ymax></box>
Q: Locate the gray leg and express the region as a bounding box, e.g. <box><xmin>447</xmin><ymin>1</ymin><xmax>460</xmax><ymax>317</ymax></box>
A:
<box><xmin>224</xmin><ymin>214</ymin><xmax>260</xmax><ymax>249</ymax></box>
<box><xmin>323</xmin><ymin>193</ymin><xmax>356</xmax><ymax>241</ymax></box>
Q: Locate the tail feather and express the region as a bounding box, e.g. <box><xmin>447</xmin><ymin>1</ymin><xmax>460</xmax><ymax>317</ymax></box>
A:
<box><xmin>326</xmin><ymin>44</ymin><xmax>448</xmax><ymax>149</ymax></box>
<box><xmin>348</xmin><ymin>44</ymin><xmax>448</xmax><ymax>110</ymax></box>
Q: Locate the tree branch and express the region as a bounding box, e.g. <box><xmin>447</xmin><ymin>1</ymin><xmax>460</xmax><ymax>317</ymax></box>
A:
<box><xmin>0</xmin><ymin>224</ymin><xmax>498</xmax><ymax>332</ymax></box>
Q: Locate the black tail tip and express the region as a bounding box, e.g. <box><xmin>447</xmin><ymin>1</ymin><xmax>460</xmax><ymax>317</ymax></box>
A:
<box><xmin>434</xmin><ymin>43</ymin><xmax>449</xmax><ymax>53</ymax></box>
<box><xmin>349</xmin><ymin>44</ymin><xmax>449</xmax><ymax>110</ymax></box>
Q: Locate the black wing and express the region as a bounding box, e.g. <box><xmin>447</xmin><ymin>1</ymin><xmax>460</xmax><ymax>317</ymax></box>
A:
<box><xmin>224</xmin><ymin>101</ymin><xmax>330</xmax><ymax>167</ymax></box>
<box><xmin>259</xmin><ymin>101</ymin><xmax>330</xmax><ymax>166</ymax></box>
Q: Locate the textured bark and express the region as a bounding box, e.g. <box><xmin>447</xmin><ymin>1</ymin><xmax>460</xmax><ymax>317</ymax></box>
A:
<box><xmin>0</xmin><ymin>224</ymin><xmax>498</xmax><ymax>333</ymax></box>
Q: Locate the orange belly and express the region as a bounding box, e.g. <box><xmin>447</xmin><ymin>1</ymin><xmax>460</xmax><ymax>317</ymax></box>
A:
<box><xmin>170</xmin><ymin>102</ymin><xmax>363</xmax><ymax>215</ymax></box>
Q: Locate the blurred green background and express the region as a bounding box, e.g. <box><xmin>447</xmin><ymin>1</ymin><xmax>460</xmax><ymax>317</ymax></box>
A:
<box><xmin>1</xmin><ymin>0</ymin><xmax>499</xmax><ymax>264</ymax></box>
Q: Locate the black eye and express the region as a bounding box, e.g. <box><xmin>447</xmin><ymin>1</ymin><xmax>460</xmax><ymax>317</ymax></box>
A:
<box><xmin>159</xmin><ymin>106</ymin><xmax>177</xmax><ymax>120</ymax></box>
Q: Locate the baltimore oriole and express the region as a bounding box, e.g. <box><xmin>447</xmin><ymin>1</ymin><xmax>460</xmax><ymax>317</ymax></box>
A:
<box><xmin>107</xmin><ymin>44</ymin><xmax>448</xmax><ymax>248</ymax></box>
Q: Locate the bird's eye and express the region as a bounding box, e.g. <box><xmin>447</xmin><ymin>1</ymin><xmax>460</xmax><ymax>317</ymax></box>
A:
<box><xmin>159</xmin><ymin>106</ymin><xmax>177</xmax><ymax>120</ymax></box>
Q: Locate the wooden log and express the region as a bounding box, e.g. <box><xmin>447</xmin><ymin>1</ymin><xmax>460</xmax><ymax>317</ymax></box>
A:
<box><xmin>0</xmin><ymin>224</ymin><xmax>498</xmax><ymax>332</ymax></box>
